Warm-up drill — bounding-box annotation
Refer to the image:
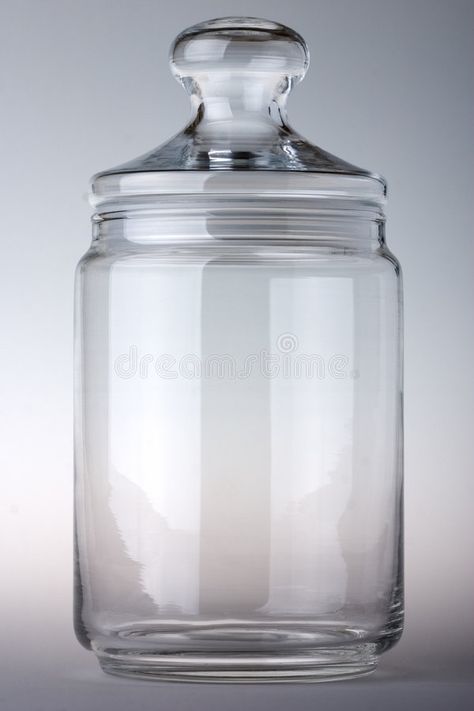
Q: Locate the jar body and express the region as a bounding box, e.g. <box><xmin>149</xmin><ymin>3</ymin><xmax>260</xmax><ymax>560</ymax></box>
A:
<box><xmin>74</xmin><ymin>207</ymin><xmax>403</xmax><ymax>681</ymax></box>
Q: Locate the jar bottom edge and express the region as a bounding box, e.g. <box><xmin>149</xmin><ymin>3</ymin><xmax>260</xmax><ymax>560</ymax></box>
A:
<box><xmin>95</xmin><ymin>646</ymin><xmax>378</xmax><ymax>683</ymax></box>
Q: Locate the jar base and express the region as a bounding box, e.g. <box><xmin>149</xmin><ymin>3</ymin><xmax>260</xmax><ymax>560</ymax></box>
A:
<box><xmin>96</xmin><ymin>647</ymin><xmax>378</xmax><ymax>683</ymax></box>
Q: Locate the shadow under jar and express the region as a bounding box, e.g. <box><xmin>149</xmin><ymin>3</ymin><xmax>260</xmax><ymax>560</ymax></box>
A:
<box><xmin>74</xmin><ymin>17</ymin><xmax>403</xmax><ymax>682</ymax></box>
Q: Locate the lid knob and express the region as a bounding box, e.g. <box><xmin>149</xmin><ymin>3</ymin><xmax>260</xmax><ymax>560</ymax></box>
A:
<box><xmin>170</xmin><ymin>17</ymin><xmax>309</xmax><ymax>117</ymax></box>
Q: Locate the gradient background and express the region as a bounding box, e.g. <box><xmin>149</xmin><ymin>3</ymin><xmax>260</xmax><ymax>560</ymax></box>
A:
<box><xmin>1</xmin><ymin>0</ymin><xmax>473</xmax><ymax>708</ymax></box>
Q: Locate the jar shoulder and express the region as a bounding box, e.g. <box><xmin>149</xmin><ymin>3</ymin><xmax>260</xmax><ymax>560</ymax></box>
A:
<box><xmin>76</xmin><ymin>243</ymin><xmax>401</xmax><ymax>274</ymax></box>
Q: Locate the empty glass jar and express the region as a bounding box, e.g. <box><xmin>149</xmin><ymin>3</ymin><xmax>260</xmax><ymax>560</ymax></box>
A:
<box><xmin>74</xmin><ymin>17</ymin><xmax>403</xmax><ymax>682</ymax></box>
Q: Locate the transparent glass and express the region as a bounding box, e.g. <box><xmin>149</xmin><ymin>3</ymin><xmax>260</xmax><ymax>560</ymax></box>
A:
<box><xmin>74</xmin><ymin>17</ymin><xmax>403</xmax><ymax>682</ymax></box>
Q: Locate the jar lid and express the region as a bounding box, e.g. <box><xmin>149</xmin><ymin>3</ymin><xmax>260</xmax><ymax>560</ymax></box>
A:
<box><xmin>91</xmin><ymin>17</ymin><xmax>385</xmax><ymax>213</ymax></box>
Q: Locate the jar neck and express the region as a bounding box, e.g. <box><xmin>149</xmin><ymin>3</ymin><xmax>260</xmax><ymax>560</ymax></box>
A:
<box><xmin>93</xmin><ymin>201</ymin><xmax>385</xmax><ymax>251</ymax></box>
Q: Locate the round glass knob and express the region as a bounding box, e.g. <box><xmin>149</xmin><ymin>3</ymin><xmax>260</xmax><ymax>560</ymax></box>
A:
<box><xmin>170</xmin><ymin>16</ymin><xmax>309</xmax><ymax>104</ymax></box>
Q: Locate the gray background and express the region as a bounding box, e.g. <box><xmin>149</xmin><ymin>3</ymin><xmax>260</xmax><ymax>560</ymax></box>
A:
<box><xmin>1</xmin><ymin>0</ymin><xmax>473</xmax><ymax>708</ymax></box>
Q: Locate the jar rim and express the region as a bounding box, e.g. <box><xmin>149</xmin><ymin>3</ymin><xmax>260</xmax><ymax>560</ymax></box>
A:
<box><xmin>91</xmin><ymin>170</ymin><xmax>386</xmax><ymax>216</ymax></box>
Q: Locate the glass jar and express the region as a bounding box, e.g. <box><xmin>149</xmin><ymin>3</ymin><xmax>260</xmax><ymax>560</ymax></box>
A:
<box><xmin>74</xmin><ymin>17</ymin><xmax>403</xmax><ymax>682</ymax></box>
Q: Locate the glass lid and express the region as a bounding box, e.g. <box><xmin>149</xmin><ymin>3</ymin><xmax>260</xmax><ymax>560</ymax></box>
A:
<box><xmin>91</xmin><ymin>17</ymin><xmax>385</xmax><ymax>210</ymax></box>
